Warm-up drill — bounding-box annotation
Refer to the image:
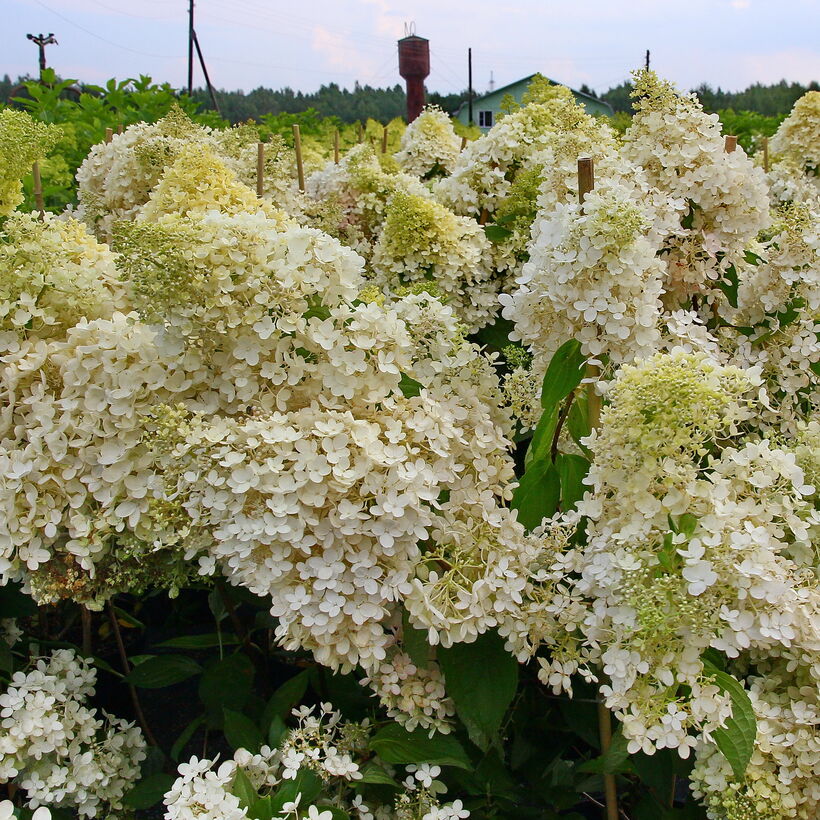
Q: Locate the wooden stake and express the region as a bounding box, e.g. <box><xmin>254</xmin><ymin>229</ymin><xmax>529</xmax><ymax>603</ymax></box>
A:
<box><xmin>292</xmin><ymin>124</ymin><xmax>305</xmax><ymax>192</ymax></box>
<box><xmin>460</xmin><ymin>135</ymin><xmax>468</xmax><ymax>151</ymax></box>
<box><xmin>724</xmin><ymin>135</ymin><xmax>737</xmax><ymax>153</ymax></box>
<box><xmin>334</xmin><ymin>129</ymin><xmax>340</xmax><ymax>164</ymax></box>
<box><xmin>762</xmin><ymin>136</ymin><xmax>769</xmax><ymax>173</ymax></box>
<box><xmin>32</xmin><ymin>161</ymin><xmax>45</xmax><ymax>220</ymax></box>
<box><xmin>117</xmin><ymin>123</ymin><xmax>124</xmax><ymax>134</ymax></box>
<box><xmin>104</xmin><ymin>127</ymin><xmax>113</xmax><ymax>143</ymax></box>
<box><xmin>256</xmin><ymin>141</ymin><xmax>265</xmax><ymax>197</ymax></box>
<box><xmin>381</xmin><ymin>125</ymin><xmax>388</xmax><ymax>154</ymax></box>
<box><xmin>357</xmin><ymin>122</ymin><xmax>364</xmax><ymax>143</ymax></box>
<box><xmin>578</xmin><ymin>155</ymin><xmax>617</xmax><ymax>820</ymax></box>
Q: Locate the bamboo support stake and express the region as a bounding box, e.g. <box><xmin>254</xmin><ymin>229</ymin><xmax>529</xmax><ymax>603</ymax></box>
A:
<box><xmin>292</xmin><ymin>124</ymin><xmax>305</xmax><ymax>192</ymax></box>
<box><xmin>32</xmin><ymin>161</ymin><xmax>45</xmax><ymax>220</ymax></box>
<box><xmin>117</xmin><ymin>123</ymin><xmax>124</xmax><ymax>134</ymax></box>
<box><xmin>724</xmin><ymin>135</ymin><xmax>737</xmax><ymax>153</ymax></box>
<box><xmin>460</xmin><ymin>135</ymin><xmax>468</xmax><ymax>151</ymax></box>
<box><xmin>762</xmin><ymin>136</ymin><xmax>770</xmax><ymax>172</ymax></box>
<box><xmin>357</xmin><ymin>122</ymin><xmax>364</xmax><ymax>143</ymax></box>
<box><xmin>104</xmin><ymin>127</ymin><xmax>113</xmax><ymax>143</ymax></box>
<box><xmin>381</xmin><ymin>126</ymin><xmax>388</xmax><ymax>154</ymax></box>
<box><xmin>578</xmin><ymin>156</ymin><xmax>617</xmax><ymax>820</ymax></box>
<box><xmin>334</xmin><ymin>129</ymin><xmax>340</xmax><ymax>164</ymax></box>
<box><xmin>256</xmin><ymin>141</ymin><xmax>265</xmax><ymax>197</ymax></box>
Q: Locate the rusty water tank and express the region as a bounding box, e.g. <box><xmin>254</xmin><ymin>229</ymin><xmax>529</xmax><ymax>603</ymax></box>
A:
<box><xmin>398</xmin><ymin>34</ymin><xmax>429</xmax><ymax>122</ymax></box>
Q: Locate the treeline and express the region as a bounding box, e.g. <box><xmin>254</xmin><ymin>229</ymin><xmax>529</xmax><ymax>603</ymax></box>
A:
<box><xmin>2</xmin><ymin>72</ymin><xmax>816</xmax><ymax>122</ymax></box>
<box><xmin>598</xmin><ymin>78</ymin><xmax>819</xmax><ymax>116</ymax></box>
<box><xmin>190</xmin><ymin>82</ymin><xmax>465</xmax><ymax>124</ymax></box>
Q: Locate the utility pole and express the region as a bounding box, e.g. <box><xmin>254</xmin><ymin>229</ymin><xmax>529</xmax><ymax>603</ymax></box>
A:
<box><xmin>645</xmin><ymin>49</ymin><xmax>650</xmax><ymax>71</ymax></box>
<box><xmin>26</xmin><ymin>33</ymin><xmax>57</xmax><ymax>77</ymax></box>
<box><xmin>187</xmin><ymin>0</ymin><xmax>194</xmax><ymax>95</ymax></box>
<box><xmin>185</xmin><ymin>0</ymin><xmax>220</xmax><ymax>115</ymax></box>
<box><xmin>193</xmin><ymin>30</ymin><xmax>220</xmax><ymax>115</ymax></box>
<box><xmin>468</xmin><ymin>47</ymin><xmax>473</xmax><ymax>126</ymax></box>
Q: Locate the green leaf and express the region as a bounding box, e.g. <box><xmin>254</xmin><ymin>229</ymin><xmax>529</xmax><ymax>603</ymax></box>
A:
<box><xmin>155</xmin><ymin>633</ymin><xmax>240</xmax><ymax>650</ymax></box>
<box><xmin>270</xmin><ymin>769</ymin><xmax>322</xmax><ymax>813</ymax></box>
<box><xmin>483</xmin><ymin>224</ymin><xmax>513</xmax><ymax>242</ymax></box>
<box><xmin>267</xmin><ymin>715</ymin><xmax>287</xmax><ymax>747</ymax></box>
<box><xmin>398</xmin><ymin>373</ymin><xmax>424</xmax><ymax>398</ymax></box>
<box><xmin>540</xmin><ymin>339</ymin><xmax>586</xmax><ymax>413</ymax></box>
<box><xmin>555</xmin><ymin>453</ymin><xmax>590</xmax><ymax>511</ymax></box>
<box><xmin>224</xmin><ymin>708</ymin><xmax>263</xmax><ymax>752</ymax></box>
<box><xmin>231</xmin><ymin>767</ymin><xmax>259</xmax><ymax>812</ymax></box>
<box><xmin>125</xmin><ymin>655</ymin><xmax>202</xmax><ymax>688</ymax></box>
<box><xmin>578</xmin><ymin>729</ymin><xmax>631</xmax><ymax>774</ymax></box>
<box><xmin>527</xmin><ymin>406</ymin><xmax>558</xmax><ymax>466</ymax></box>
<box><xmin>437</xmin><ymin>631</ymin><xmax>518</xmax><ymax>751</ymax></box>
<box><xmin>511</xmin><ymin>458</ymin><xmax>560</xmax><ymax>532</ymax></box>
<box><xmin>702</xmin><ymin>660</ymin><xmax>757</xmax><ymax>779</ymax></box>
<box><xmin>123</xmin><ymin>773</ymin><xmax>175</xmax><ymax>809</ymax></box>
<box><xmin>171</xmin><ymin>715</ymin><xmax>204</xmax><ymax>762</ymax></box>
<box><xmin>369</xmin><ymin>724</ymin><xmax>472</xmax><ymax>769</ymax></box>
<box><xmin>402</xmin><ymin>608</ymin><xmax>432</xmax><ymax>667</ymax></box>
<box><xmin>199</xmin><ymin>653</ymin><xmax>255</xmax><ymax>714</ymax></box>
<box><xmin>566</xmin><ymin>393</ymin><xmax>591</xmax><ymax>450</ymax></box>
<box><xmin>357</xmin><ymin>762</ymin><xmax>399</xmax><ymax>786</ymax></box>
<box><xmin>261</xmin><ymin>669</ymin><xmax>310</xmax><ymax>725</ymax></box>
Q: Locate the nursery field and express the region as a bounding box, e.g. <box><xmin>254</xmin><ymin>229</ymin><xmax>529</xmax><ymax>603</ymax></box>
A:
<box><xmin>0</xmin><ymin>71</ymin><xmax>818</xmax><ymax>820</ymax></box>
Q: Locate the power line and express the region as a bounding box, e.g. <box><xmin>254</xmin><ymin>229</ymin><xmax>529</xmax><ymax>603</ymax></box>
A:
<box><xmin>32</xmin><ymin>0</ymin><xmax>183</xmax><ymax>59</ymax></box>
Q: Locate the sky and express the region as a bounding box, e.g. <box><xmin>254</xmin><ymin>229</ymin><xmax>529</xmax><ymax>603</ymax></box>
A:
<box><xmin>4</xmin><ymin>0</ymin><xmax>820</xmax><ymax>96</ymax></box>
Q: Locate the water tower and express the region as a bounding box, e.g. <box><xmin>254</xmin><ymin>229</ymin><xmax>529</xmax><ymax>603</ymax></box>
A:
<box><xmin>398</xmin><ymin>25</ymin><xmax>429</xmax><ymax>122</ymax></box>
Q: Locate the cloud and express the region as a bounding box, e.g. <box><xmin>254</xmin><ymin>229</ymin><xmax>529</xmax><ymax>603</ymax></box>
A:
<box><xmin>311</xmin><ymin>25</ymin><xmax>381</xmax><ymax>84</ymax></box>
<box><xmin>738</xmin><ymin>47</ymin><xmax>820</xmax><ymax>85</ymax></box>
<box><xmin>361</xmin><ymin>0</ymin><xmax>406</xmax><ymax>38</ymax></box>
<box><xmin>730</xmin><ymin>0</ymin><xmax>750</xmax><ymax>9</ymax></box>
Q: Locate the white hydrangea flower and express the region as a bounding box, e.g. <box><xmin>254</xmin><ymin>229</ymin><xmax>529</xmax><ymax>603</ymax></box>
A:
<box><xmin>394</xmin><ymin>106</ymin><xmax>461</xmax><ymax>180</ymax></box>
<box><xmin>0</xmin><ymin>650</ymin><xmax>145</xmax><ymax>817</ymax></box>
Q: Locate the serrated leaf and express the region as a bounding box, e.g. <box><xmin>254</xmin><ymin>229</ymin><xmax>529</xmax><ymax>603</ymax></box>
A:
<box><xmin>702</xmin><ymin>660</ymin><xmax>756</xmax><ymax>779</ymax></box>
<box><xmin>124</xmin><ymin>655</ymin><xmax>201</xmax><ymax>688</ymax></box>
<box><xmin>224</xmin><ymin>708</ymin><xmax>263</xmax><ymax>752</ymax></box>
<box><xmin>369</xmin><ymin>724</ymin><xmax>471</xmax><ymax>769</ymax></box>
<box><xmin>123</xmin><ymin>773</ymin><xmax>175</xmax><ymax>809</ymax></box>
<box><xmin>437</xmin><ymin>631</ymin><xmax>518</xmax><ymax>751</ymax></box>
<box><xmin>511</xmin><ymin>458</ymin><xmax>560</xmax><ymax>532</ymax></box>
<box><xmin>540</xmin><ymin>339</ymin><xmax>586</xmax><ymax>413</ymax></box>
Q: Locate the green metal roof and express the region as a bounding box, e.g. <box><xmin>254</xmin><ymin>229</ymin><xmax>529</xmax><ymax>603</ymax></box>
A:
<box><xmin>453</xmin><ymin>74</ymin><xmax>613</xmax><ymax>117</ymax></box>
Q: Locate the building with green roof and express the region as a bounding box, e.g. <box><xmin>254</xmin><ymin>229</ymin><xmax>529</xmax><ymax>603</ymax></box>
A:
<box><xmin>454</xmin><ymin>74</ymin><xmax>614</xmax><ymax>131</ymax></box>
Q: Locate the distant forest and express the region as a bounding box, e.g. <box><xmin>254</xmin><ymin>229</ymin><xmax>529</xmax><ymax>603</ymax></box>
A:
<box><xmin>1</xmin><ymin>73</ymin><xmax>817</xmax><ymax>123</ymax></box>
